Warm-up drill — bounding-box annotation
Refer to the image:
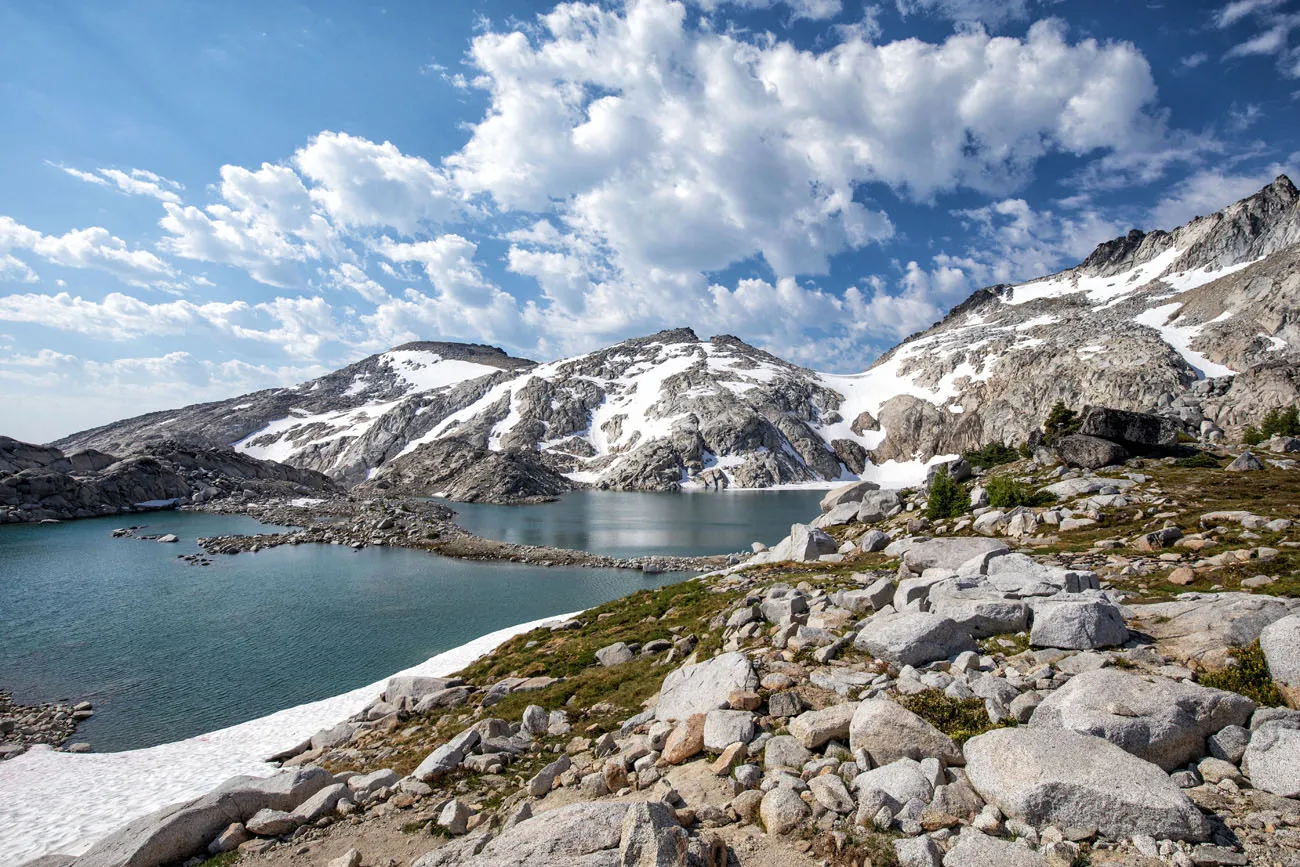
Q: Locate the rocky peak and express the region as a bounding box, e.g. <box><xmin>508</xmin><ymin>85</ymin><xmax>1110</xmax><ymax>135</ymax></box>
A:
<box><xmin>620</xmin><ymin>326</ymin><xmax>700</xmax><ymax>347</ymax></box>
<box><xmin>385</xmin><ymin>341</ymin><xmax>535</xmax><ymax>371</ymax></box>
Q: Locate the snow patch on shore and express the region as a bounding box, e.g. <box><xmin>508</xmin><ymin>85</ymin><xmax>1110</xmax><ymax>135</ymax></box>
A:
<box><xmin>0</xmin><ymin>611</ymin><xmax>580</xmax><ymax>864</ymax></box>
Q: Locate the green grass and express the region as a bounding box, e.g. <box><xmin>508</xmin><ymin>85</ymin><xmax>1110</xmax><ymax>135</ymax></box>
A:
<box><xmin>1199</xmin><ymin>641</ymin><xmax>1284</xmax><ymax>706</ymax></box>
<box><xmin>1174</xmin><ymin>451</ymin><xmax>1222</xmax><ymax>469</ymax></box>
<box><xmin>897</xmin><ymin>689</ymin><xmax>1013</xmax><ymax>744</ymax></box>
<box><xmin>195</xmin><ymin>854</ymin><xmax>241</xmax><ymax>867</ymax></box>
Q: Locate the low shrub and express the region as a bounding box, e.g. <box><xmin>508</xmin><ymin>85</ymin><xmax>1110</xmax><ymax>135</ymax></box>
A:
<box><xmin>1199</xmin><ymin>641</ymin><xmax>1283</xmax><ymax>706</ymax></box>
<box><xmin>898</xmin><ymin>689</ymin><xmax>1011</xmax><ymax>744</ymax></box>
<box><xmin>1244</xmin><ymin>425</ymin><xmax>1265</xmax><ymax>446</ymax></box>
<box><xmin>1261</xmin><ymin>405</ymin><xmax>1300</xmax><ymax>438</ymax></box>
<box><xmin>1042</xmin><ymin>400</ymin><xmax>1082</xmax><ymax>444</ymax></box>
<box><xmin>925</xmin><ymin>471</ymin><xmax>968</xmax><ymax>520</ymax></box>
<box><xmin>985</xmin><ymin>475</ymin><xmax>1054</xmax><ymax>509</ymax></box>
<box><xmin>963</xmin><ymin>442</ymin><xmax>1021</xmax><ymax>468</ymax></box>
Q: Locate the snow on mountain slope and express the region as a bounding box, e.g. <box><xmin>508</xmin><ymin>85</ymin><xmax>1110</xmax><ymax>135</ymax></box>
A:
<box><xmin>54</xmin><ymin>177</ymin><xmax>1300</xmax><ymax>498</ymax></box>
<box><xmin>55</xmin><ymin>343</ymin><xmax>534</xmax><ymax>484</ymax></box>
<box><xmin>232</xmin><ymin>349</ymin><xmax>507</xmax><ymax>471</ymax></box>
<box><xmin>850</xmin><ymin>175</ymin><xmax>1300</xmax><ymax>463</ymax></box>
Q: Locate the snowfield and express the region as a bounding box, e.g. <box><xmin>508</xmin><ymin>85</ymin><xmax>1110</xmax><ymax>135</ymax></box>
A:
<box><xmin>0</xmin><ymin>611</ymin><xmax>580</xmax><ymax>865</ymax></box>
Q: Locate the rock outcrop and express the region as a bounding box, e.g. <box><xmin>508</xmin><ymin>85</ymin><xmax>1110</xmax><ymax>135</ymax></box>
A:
<box><xmin>1</xmin><ymin>438</ymin><xmax>337</xmax><ymax>523</ymax></box>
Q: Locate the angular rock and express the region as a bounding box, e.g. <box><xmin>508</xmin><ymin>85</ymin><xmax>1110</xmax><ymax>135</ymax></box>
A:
<box><xmin>662</xmin><ymin>714</ymin><xmax>706</xmax><ymax>764</ymax></box>
<box><xmin>809</xmin><ymin>774</ymin><xmax>856</xmax><ymax>814</ymax></box>
<box><xmin>896</xmin><ymin>836</ymin><xmax>944</xmax><ymax>867</ymax></box>
<box><xmin>857</xmin><ymin>490</ymin><xmax>903</xmax><ymax>523</ymax></box>
<box><xmin>763</xmin><ymin>734</ymin><xmax>812</xmax><ymax>771</ymax></box>
<box><xmin>852</xmin><ymin>758</ymin><xmax>934</xmax><ymax>810</ymax></box>
<box><xmin>928</xmin><ymin>587</ymin><xmax>1030</xmax><ymax>639</ymax></box>
<box><xmin>1078</xmin><ymin>407</ymin><xmax>1179</xmax><ymax>449</ymax></box>
<box><xmin>1029</xmin><ymin>599</ymin><xmax>1128</xmax><ymax>650</ymax></box>
<box><xmin>455</xmin><ymin>800</ymin><xmax>628</xmax><ymax>865</ymax></box>
<box><xmin>821</xmin><ymin>480</ymin><xmax>881</xmax><ymax>513</ymax></box>
<box><xmin>71</xmin><ymin>767</ymin><xmax>334</xmax><ymax>867</ymax></box>
<box><xmin>963</xmin><ymin>728</ymin><xmax>1210</xmax><ymax>841</ymax></box>
<box><xmin>413</xmin><ymin>729</ymin><xmax>481</xmax><ymax>782</ymax></box>
<box><xmin>849</xmin><ymin>699</ymin><xmax>963</xmax><ymax>767</ymax></box>
<box><xmin>942</xmin><ymin>831</ymin><xmax>1049</xmax><ymax>867</ymax></box>
<box><xmin>1242</xmin><ymin>725</ymin><xmax>1300</xmax><ymax>797</ymax></box>
<box><xmin>760</xmin><ymin>786</ymin><xmax>810</xmax><ymax>835</ymax></box>
<box><xmin>855</xmin><ymin>612</ymin><xmax>977</xmax><ymax>667</ymax></box>
<box><xmin>289</xmin><ymin>782</ymin><xmax>348</xmax><ymax>824</ymax></box>
<box><xmin>1029</xmin><ymin>669</ymin><xmax>1255</xmax><ymax>770</ymax></box>
<box><xmin>1055</xmin><ymin>435</ymin><xmax>1128</xmax><ymax>470</ymax></box>
<box><xmin>384</xmin><ymin>675</ymin><xmax>458</xmax><ymax>704</ymax></box>
<box><xmin>246</xmin><ymin>808</ymin><xmax>299</xmax><ymax>837</ymax></box>
<box><xmin>655</xmin><ymin>652</ymin><xmax>757</xmax><ymax>721</ymax></box>
<box><xmin>703</xmin><ymin>710</ymin><xmax>756</xmax><ymax>751</ymax></box>
<box><xmin>788</xmin><ymin>702</ymin><xmax>858</xmax><ymax>749</ymax></box>
<box><xmin>596</xmin><ymin>642</ymin><xmax>635</xmax><ymax>667</ymax></box>
<box><xmin>771</xmin><ymin>523</ymin><xmax>838</xmax><ymax>562</ymax></box>
<box><xmin>527</xmin><ymin>754</ymin><xmax>571</xmax><ymax>798</ymax></box>
<box><xmin>1260</xmin><ymin>614</ymin><xmax>1300</xmax><ymax>707</ymax></box>
<box><xmin>902</xmin><ymin>538</ymin><xmax>1009</xmax><ymax>573</ymax></box>
<box><xmin>618</xmin><ymin>801</ymin><xmax>687</xmax><ymax>866</ymax></box>
<box><xmin>438</xmin><ymin>799</ymin><xmax>471</xmax><ymax>835</ymax></box>
<box><xmin>1226</xmin><ymin>451</ymin><xmax>1265</xmax><ymax>472</ymax></box>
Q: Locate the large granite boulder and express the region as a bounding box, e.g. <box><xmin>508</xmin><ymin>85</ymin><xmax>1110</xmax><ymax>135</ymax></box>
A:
<box><xmin>1055</xmin><ymin>434</ymin><xmax>1128</xmax><ymax>469</ymax></box>
<box><xmin>857</xmin><ymin>490</ymin><xmax>903</xmax><ymax>523</ymax></box>
<box><xmin>655</xmin><ymin>652</ymin><xmax>757</xmax><ymax>721</ymax></box>
<box><xmin>1242</xmin><ymin>725</ymin><xmax>1300</xmax><ymax>797</ymax></box>
<box><xmin>927</xmin><ymin>585</ymin><xmax>1030</xmax><ymax>638</ymax></box>
<box><xmin>854</xmin><ymin>613</ymin><xmax>976</xmax><ymax>667</ymax></box>
<box><xmin>820</xmin><ymin>480</ymin><xmax>880</xmax><ymax>513</ymax></box>
<box><xmin>1078</xmin><ymin>407</ymin><xmax>1180</xmax><ymax>449</ymax></box>
<box><xmin>433</xmin><ymin>801</ymin><xmax>630</xmax><ymax>866</ymax></box>
<box><xmin>1029</xmin><ymin>669</ymin><xmax>1256</xmax><ymax>770</ymax></box>
<box><xmin>71</xmin><ymin>768</ymin><xmax>335</xmax><ymax>867</ymax></box>
<box><xmin>1029</xmin><ymin>599</ymin><xmax>1128</xmax><ymax>649</ymax></box>
<box><xmin>1128</xmin><ymin>593</ymin><xmax>1300</xmax><ymax>665</ymax></box>
<box><xmin>849</xmin><ymin>699</ymin><xmax>963</xmax><ymax>766</ymax></box>
<box><xmin>963</xmin><ymin>728</ymin><xmax>1210</xmax><ymax>841</ymax></box>
<box><xmin>1260</xmin><ymin>614</ymin><xmax>1300</xmax><ymax>707</ymax></box>
<box><xmin>769</xmin><ymin>524</ymin><xmax>838</xmax><ymax>562</ymax></box>
<box><xmin>902</xmin><ymin>538</ymin><xmax>1008</xmax><ymax>573</ymax></box>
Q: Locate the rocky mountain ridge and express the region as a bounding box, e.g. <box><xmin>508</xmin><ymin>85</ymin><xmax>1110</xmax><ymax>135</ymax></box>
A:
<box><xmin>46</xmin><ymin>177</ymin><xmax>1300</xmax><ymax>500</ymax></box>
<box><xmin>0</xmin><ymin>436</ymin><xmax>337</xmax><ymax>524</ymax></box>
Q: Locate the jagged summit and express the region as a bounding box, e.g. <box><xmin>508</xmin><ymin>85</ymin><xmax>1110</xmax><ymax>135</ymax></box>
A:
<box><xmin>385</xmin><ymin>341</ymin><xmax>536</xmax><ymax>370</ymax></box>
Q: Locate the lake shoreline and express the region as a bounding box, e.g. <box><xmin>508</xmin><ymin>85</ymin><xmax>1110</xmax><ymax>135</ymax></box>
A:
<box><xmin>192</xmin><ymin>493</ymin><xmax>736</xmax><ymax>572</ymax></box>
<box><xmin>0</xmin><ymin>610</ymin><xmax>583</xmax><ymax>865</ymax></box>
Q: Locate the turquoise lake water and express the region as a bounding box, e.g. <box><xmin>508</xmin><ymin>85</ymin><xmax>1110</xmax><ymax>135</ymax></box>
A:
<box><xmin>447</xmin><ymin>488</ymin><xmax>827</xmax><ymax>558</ymax></box>
<box><xmin>0</xmin><ymin>511</ymin><xmax>681</xmax><ymax>752</ymax></box>
<box><xmin>0</xmin><ymin>490</ymin><xmax>827</xmax><ymax>752</ymax></box>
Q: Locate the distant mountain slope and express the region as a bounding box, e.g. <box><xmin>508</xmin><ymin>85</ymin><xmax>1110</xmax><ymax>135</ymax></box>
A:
<box><xmin>52</xmin><ymin>177</ymin><xmax>1300</xmax><ymax>496</ymax></box>
<box><xmin>56</xmin><ymin>342</ymin><xmax>535</xmax><ymax>485</ymax></box>
<box><xmin>839</xmin><ymin>175</ymin><xmax>1300</xmax><ymax>463</ymax></box>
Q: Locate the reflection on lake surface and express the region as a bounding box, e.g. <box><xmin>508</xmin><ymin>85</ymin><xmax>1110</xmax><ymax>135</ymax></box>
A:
<box><xmin>447</xmin><ymin>488</ymin><xmax>827</xmax><ymax>558</ymax></box>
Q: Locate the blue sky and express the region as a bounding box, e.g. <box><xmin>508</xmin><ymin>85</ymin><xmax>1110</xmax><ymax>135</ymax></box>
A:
<box><xmin>1</xmin><ymin>0</ymin><xmax>1298</xmax><ymax>442</ymax></box>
